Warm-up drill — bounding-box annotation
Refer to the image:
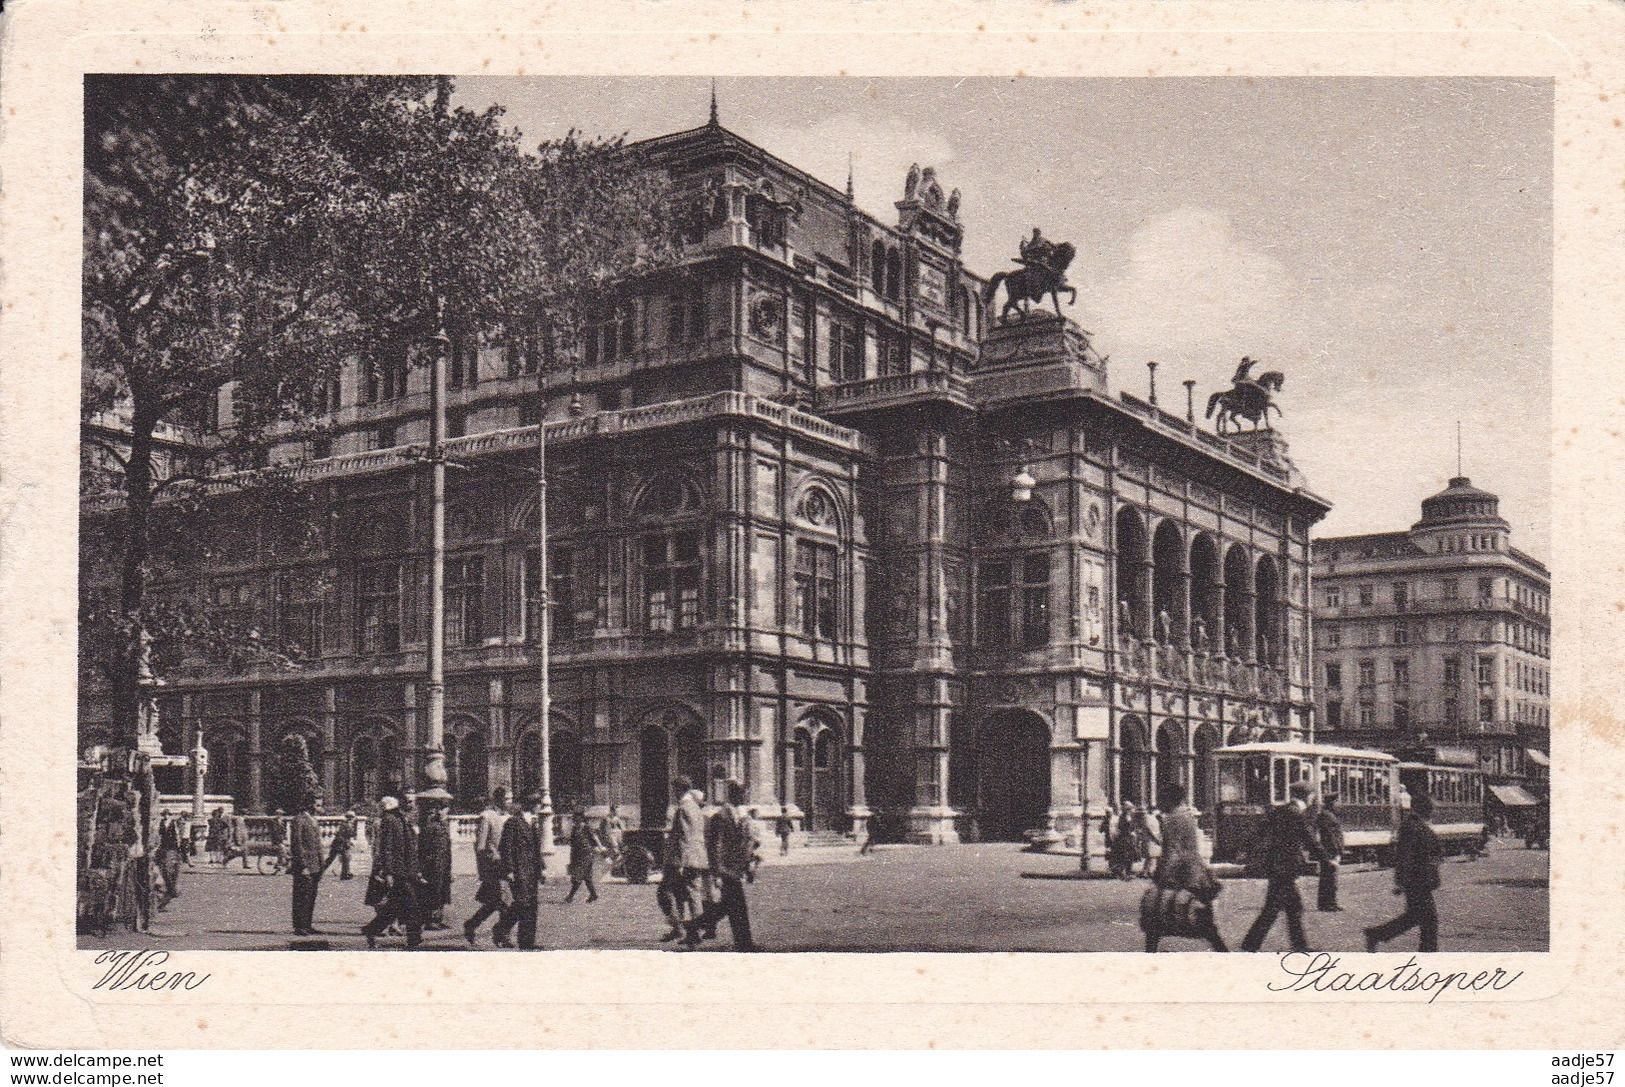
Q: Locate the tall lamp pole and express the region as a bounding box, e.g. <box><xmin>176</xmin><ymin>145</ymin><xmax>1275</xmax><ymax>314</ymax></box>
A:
<box><xmin>419</xmin><ymin>310</ymin><xmax>451</xmax><ymax>805</ymax></box>
<box><xmin>535</xmin><ymin>358</ymin><xmax>555</xmax><ymax>852</ymax></box>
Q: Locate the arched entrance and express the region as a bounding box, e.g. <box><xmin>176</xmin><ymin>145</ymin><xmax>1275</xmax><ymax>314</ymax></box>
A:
<box><xmin>976</xmin><ymin>710</ymin><xmax>1051</xmax><ymax>841</ymax></box>
<box><xmin>203</xmin><ymin>724</ymin><xmax>249</xmax><ymax>807</ymax></box>
<box><xmin>552</xmin><ymin>730</ymin><xmax>583</xmax><ymax>814</ymax></box>
<box><xmin>1155</xmin><ymin>720</ymin><xmax>1185</xmax><ymax>805</ymax></box>
<box><xmin>635</xmin><ymin>706</ymin><xmax>705</xmax><ymax>828</ymax></box>
<box><xmin>348</xmin><ymin>724</ymin><xmax>400</xmax><ymax>807</ymax></box>
<box><xmin>446</xmin><ymin>725</ymin><xmax>488</xmax><ymax>811</ymax></box>
<box><xmin>1192</xmin><ymin>724</ymin><xmax>1220</xmax><ymax>815</ymax></box>
<box><xmin>1118</xmin><ymin>715</ymin><xmax>1150</xmax><ymax>807</ymax></box>
<box><xmin>792</xmin><ymin>715</ymin><xmax>845</xmax><ymax>832</ymax></box>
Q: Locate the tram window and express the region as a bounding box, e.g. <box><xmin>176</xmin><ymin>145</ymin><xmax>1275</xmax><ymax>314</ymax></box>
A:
<box><xmin>1272</xmin><ymin>759</ymin><xmax>1287</xmax><ymax>804</ymax></box>
<box><xmin>1379</xmin><ymin>771</ymin><xmax>1391</xmax><ymax>805</ymax></box>
<box><xmin>1243</xmin><ymin>758</ymin><xmax>1271</xmax><ymax>804</ymax></box>
<box><xmin>1218</xmin><ymin>761</ymin><xmax>1243</xmax><ymax>803</ymax></box>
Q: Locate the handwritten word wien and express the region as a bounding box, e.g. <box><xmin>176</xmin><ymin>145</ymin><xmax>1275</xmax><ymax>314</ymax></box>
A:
<box><xmin>1268</xmin><ymin>952</ymin><xmax>1523</xmax><ymax>1003</ymax></box>
<box><xmin>92</xmin><ymin>951</ymin><xmax>211</xmax><ymax>992</ymax></box>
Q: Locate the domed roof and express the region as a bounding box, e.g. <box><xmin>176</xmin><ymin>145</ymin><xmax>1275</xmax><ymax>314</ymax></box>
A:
<box><xmin>1414</xmin><ymin>476</ymin><xmax>1506</xmax><ymax>529</ymax></box>
<box><xmin>1424</xmin><ymin>476</ymin><xmax>1496</xmax><ymax>504</ymax></box>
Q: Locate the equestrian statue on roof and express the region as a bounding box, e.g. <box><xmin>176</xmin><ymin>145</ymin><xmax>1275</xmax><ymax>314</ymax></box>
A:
<box><xmin>1205</xmin><ymin>357</ymin><xmax>1285</xmax><ymax>435</ymax></box>
<box><xmin>983</xmin><ymin>227</ymin><xmax>1078</xmax><ymax>323</ymax></box>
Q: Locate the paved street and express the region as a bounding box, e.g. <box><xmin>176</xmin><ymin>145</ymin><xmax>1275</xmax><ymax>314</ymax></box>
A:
<box><xmin>83</xmin><ymin>838</ymin><xmax>1547</xmax><ymax>954</ymax></box>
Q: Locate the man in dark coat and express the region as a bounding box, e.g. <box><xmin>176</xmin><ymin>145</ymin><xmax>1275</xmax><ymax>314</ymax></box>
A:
<box><xmin>418</xmin><ymin>805</ymin><xmax>453</xmax><ymax>930</ymax></box>
<box><xmin>290</xmin><ymin>795</ymin><xmax>325</xmax><ymax>936</ymax></box>
<box><xmin>1315</xmin><ymin>793</ymin><xmax>1346</xmax><ymax>911</ymax></box>
<box><xmin>494</xmin><ymin>794</ymin><xmax>546</xmax><ymax>949</ymax></box>
<box><xmin>1365</xmin><ymin>793</ymin><xmax>1443</xmax><ymax>952</ymax></box>
<box><xmin>324</xmin><ymin>809</ymin><xmax>356</xmax><ymax>880</ymax></box>
<box><xmin>563</xmin><ymin>805</ymin><xmax>602</xmax><ymax>904</ymax></box>
<box><xmin>361</xmin><ymin>795</ymin><xmax>422</xmax><ymax>948</ymax></box>
<box><xmin>1239</xmin><ymin>781</ymin><xmax>1328</xmax><ymax>953</ymax></box>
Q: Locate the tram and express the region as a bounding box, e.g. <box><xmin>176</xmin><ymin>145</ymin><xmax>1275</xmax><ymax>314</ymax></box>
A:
<box><xmin>1212</xmin><ymin>742</ymin><xmax>1398</xmax><ymax>867</ymax></box>
<box><xmin>1211</xmin><ymin>741</ymin><xmax>1487</xmax><ymax>867</ymax></box>
<box><xmin>1396</xmin><ymin>753</ymin><xmax>1486</xmax><ymax>853</ymax></box>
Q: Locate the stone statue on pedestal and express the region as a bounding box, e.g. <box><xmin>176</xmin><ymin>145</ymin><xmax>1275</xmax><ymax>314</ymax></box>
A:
<box><xmin>1192</xmin><ymin>618</ymin><xmax>1208</xmax><ymax>653</ymax></box>
<box><xmin>982</xmin><ymin>227</ymin><xmax>1078</xmax><ymax>323</ymax></box>
<box><xmin>1156</xmin><ymin>609</ymin><xmax>1173</xmax><ymax>645</ymax></box>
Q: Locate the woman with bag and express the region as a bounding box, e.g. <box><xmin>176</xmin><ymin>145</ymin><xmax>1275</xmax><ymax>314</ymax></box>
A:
<box><xmin>1140</xmin><ymin>783</ymin><xmax>1227</xmax><ymax>952</ymax></box>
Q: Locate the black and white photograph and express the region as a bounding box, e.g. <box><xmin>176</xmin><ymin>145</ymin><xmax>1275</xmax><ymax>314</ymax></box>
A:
<box><xmin>70</xmin><ymin>72</ymin><xmax>1557</xmax><ymax>958</ymax></box>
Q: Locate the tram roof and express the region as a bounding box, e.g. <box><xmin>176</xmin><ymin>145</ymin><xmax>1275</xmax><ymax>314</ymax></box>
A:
<box><xmin>1215</xmin><ymin>741</ymin><xmax>1398</xmax><ymax>762</ymax></box>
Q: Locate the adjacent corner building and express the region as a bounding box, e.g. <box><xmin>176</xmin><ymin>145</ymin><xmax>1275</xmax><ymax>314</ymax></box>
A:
<box><xmin>1311</xmin><ymin>477</ymin><xmax>1550</xmax><ymax>823</ymax></box>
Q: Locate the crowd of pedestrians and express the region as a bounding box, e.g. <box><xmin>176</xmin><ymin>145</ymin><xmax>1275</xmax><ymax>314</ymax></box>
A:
<box><xmin>271</xmin><ymin>775</ymin><xmax>770</xmax><ymax>952</ymax></box>
<box><xmin>184</xmin><ymin>766</ymin><xmax>1476</xmax><ymax>955</ymax></box>
<box><xmin>1136</xmin><ymin>779</ymin><xmax>1452</xmax><ymax>955</ymax></box>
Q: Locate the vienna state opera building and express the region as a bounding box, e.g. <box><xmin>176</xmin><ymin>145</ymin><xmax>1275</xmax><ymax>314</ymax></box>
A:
<box><xmin>80</xmin><ymin>115</ymin><xmax>1333</xmax><ymax>847</ymax></box>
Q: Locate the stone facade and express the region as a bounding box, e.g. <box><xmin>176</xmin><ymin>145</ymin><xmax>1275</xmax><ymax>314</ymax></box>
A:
<box><xmin>81</xmin><ymin>117</ymin><xmax>1332</xmax><ymax>846</ymax></box>
<box><xmin>1311</xmin><ymin>477</ymin><xmax>1551</xmax><ymax>801</ymax></box>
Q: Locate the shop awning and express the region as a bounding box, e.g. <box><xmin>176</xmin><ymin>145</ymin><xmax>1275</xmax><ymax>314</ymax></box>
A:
<box><xmin>1525</xmin><ymin>749</ymin><xmax>1550</xmax><ymax>768</ymax></box>
<box><xmin>1488</xmin><ymin>784</ymin><xmax>1539</xmax><ymax>807</ymax></box>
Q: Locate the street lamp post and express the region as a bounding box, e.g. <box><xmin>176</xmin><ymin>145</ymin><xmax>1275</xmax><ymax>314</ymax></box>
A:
<box><xmin>534</xmin><ymin>362</ymin><xmax>555</xmax><ymax>852</ymax></box>
<box><xmin>419</xmin><ymin>316</ymin><xmax>451</xmax><ymax>805</ymax></box>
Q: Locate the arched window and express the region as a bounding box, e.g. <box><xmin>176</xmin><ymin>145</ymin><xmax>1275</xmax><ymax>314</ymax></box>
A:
<box><xmin>1151</xmin><ymin>521</ymin><xmax>1186</xmax><ymax>644</ymax></box>
<box><xmin>885</xmin><ymin>250</ymin><xmax>903</xmax><ymax>302</ymax></box>
<box><xmin>634</xmin><ymin>472</ymin><xmax>705</xmax><ymax>635</ymax></box>
<box><xmin>1189</xmin><ymin>533</ymin><xmax>1222</xmax><ymax>652</ymax></box>
<box><xmin>871</xmin><ymin>240</ymin><xmax>887</xmax><ymax>295</ymax></box>
<box><xmin>1114</xmin><ymin>508</ymin><xmax>1149</xmax><ymax>639</ymax></box>
<box><xmin>977</xmin><ymin>497</ymin><xmax>1053</xmax><ymax>651</ymax></box>
<box><xmin>1224</xmin><ymin>545</ymin><xmax>1254</xmax><ymax>658</ymax></box>
<box><xmin>1255</xmin><ymin>555</ymin><xmax>1282</xmax><ymax>664</ymax></box>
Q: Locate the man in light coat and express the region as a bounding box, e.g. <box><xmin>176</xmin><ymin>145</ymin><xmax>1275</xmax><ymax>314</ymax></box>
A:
<box><xmin>686</xmin><ymin>780</ymin><xmax>760</xmax><ymax>951</ymax></box>
<box><xmin>659</xmin><ymin>775</ymin><xmax>709</xmax><ymax>942</ymax></box>
<box><xmin>463</xmin><ymin>788</ymin><xmax>509</xmax><ymax>946</ymax></box>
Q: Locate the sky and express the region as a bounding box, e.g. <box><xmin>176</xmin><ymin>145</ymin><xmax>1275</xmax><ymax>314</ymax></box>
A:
<box><xmin>455</xmin><ymin>77</ymin><xmax>1552</xmax><ymax>558</ymax></box>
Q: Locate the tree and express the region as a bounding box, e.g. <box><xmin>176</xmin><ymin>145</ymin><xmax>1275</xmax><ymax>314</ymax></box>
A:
<box><xmin>80</xmin><ymin>76</ymin><xmax>679</xmax><ymax>928</ymax></box>
<box><xmin>271</xmin><ymin>733</ymin><xmax>321</xmax><ymax>814</ymax></box>
<box><xmin>82</xmin><ymin>76</ymin><xmax>677</xmax><ymax>762</ymax></box>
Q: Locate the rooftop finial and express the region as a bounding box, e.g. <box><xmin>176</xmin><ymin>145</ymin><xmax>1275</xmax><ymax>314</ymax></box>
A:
<box><xmin>708</xmin><ymin>79</ymin><xmax>719</xmax><ymax>127</ymax></box>
<box><xmin>845</xmin><ymin>151</ymin><xmax>854</xmax><ymax>201</ymax></box>
<box><xmin>1456</xmin><ymin>419</ymin><xmax>1463</xmax><ymax>478</ymax></box>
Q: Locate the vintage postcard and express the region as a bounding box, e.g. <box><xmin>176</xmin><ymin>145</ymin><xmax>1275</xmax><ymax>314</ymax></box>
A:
<box><xmin>1</xmin><ymin>0</ymin><xmax>1622</xmax><ymax>1052</ymax></box>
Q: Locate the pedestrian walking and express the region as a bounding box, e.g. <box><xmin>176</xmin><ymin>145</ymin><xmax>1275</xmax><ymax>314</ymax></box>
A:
<box><xmin>1138</xmin><ymin>805</ymin><xmax>1162</xmax><ymax>879</ymax></box>
<box><xmin>1141</xmin><ymin>784</ymin><xmax>1227</xmax><ymax>953</ymax></box>
<box><xmin>228</xmin><ymin>812</ymin><xmax>250</xmax><ymax>869</ymax></box>
<box><xmin>206</xmin><ymin>808</ymin><xmax>227</xmax><ymax>866</ymax></box>
<box><xmin>658</xmin><ymin>776</ymin><xmax>708</xmax><ymax>942</ymax></box>
<box><xmin>325</xmin><ymin>809</ymin><xmax>357</xmax><ymax>880</ymax></box>
<box><xmin>419</xmin><ymin>804</ymin><xmax>453</xmax><ymax>930</ymax></box>
<box><xmin>686</xmin><ymin>780</ymin><xmax>760</xmax><ymax>951</ymax></box>
<box><xmin>602</xmin><ymin>804</ymin><xmax>626</xmax><ymax>868</ymax></box>
<box><xmin>153</xmin><ymin>812</ymin><xmax>183</xmax><ymax>907</ymax></box>
<box><xmin>290</xmin><ymin>794</ymin><xmax>324</xmax><ymax>936</ymax></box>
<box><xmin>463</xmin><ymin>788</ymin><xmax>510</xmax><ymax>946</ymax></box>
<box><xmin>1108</xmin><ymin>802</ymin><xmax>1142</xmax><ymax>880</ymax></box>
<box><xmin>176</xmin><ymin>812</ymin><xmax>195</xmax><ymax>867</ymax></box>
<box><xmin>1364</xmin><ymin>793</ymin><xmax>1443</xmax><ymax>953</ymax></box>
<box><xmin>1315</xmin><ymin>793</ymin><xmax>1345</xmax><ymax>911</ymax></box>
<box><xmin>361</xmin><ymin>795</ymin><xmax>423</xmax><ymax>949</ymax></box>
<box><xmin>858</xmin><ymin>814</ymin><xmax>878</xmax><ymax>855</ymax></box>
<box><xmin>774</xmin><ymin>805</ymin><xmax>793</xmax><ymax>856</ymax></box>
<box><xmin>494</xmin><ymin>794</ymin><xmax>546</xmax><ymax>950</ymax></box>
<box><xmin>564</xmin><ymin>806</ymin><xmax>602</xmax><ymax>903</ymax></box>
<box><xmin>1239</xmin><ymin>781</ymin><xmax>1328</xmax><ymax>953</ymax></box>
<box><xmin>269</xmin><ymin>809</ymin><xmax>289</xmax><ymax>873</ymax></box>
